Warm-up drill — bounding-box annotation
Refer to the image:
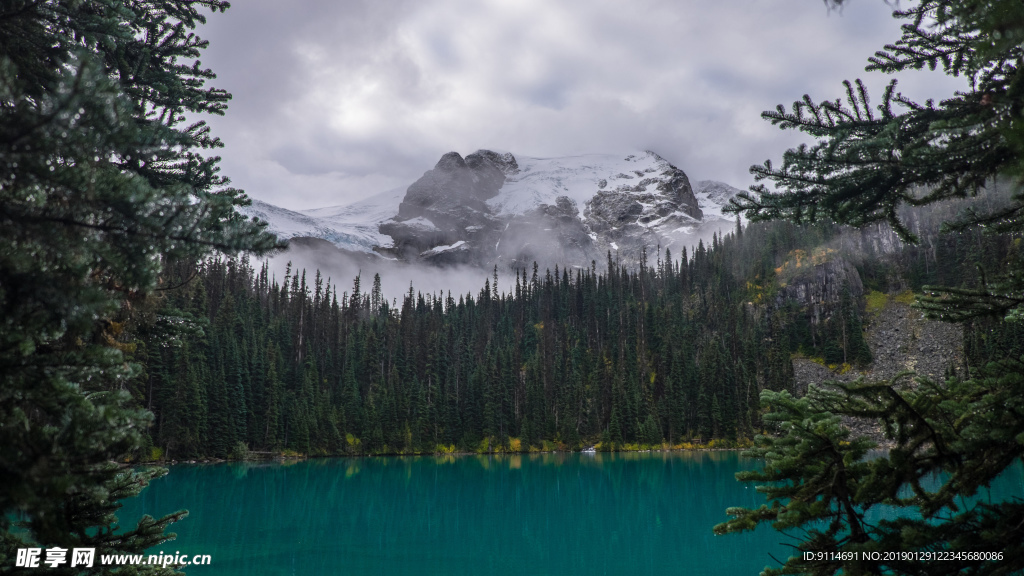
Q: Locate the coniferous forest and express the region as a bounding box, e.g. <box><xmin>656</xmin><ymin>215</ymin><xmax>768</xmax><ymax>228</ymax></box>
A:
<box><xmin>140</xmin><ymin>223</ymin><xmax>808</xmax><ymax>458</ymax></box>
<box><xmin>123</xmin><ymin>215</ymin><xmax>1016</xmax><ymax>460</ymax></box>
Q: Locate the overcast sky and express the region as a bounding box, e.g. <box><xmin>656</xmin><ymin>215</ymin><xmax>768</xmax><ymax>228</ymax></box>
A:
<box><xmin>194</xmin><ymin>0</ymin><xmax>964</xmax><ymax>211</ymax></box>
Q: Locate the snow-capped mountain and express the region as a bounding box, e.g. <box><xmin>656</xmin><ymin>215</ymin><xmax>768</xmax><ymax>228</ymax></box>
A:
<box><xmin>241</xmin><ymin>150</ymin><xmax>743</xmax><ymax>269</ymax></box>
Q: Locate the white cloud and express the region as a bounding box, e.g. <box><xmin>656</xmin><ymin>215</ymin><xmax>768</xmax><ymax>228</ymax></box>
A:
<box><xmin>196</xmin><ymin>0</ymin><xmax>965</xmax><ymax>210</ymax></box>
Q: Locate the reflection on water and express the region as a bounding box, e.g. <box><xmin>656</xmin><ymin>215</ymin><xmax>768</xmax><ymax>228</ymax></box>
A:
<box><xmin>120</xmin><ymin>452</ymin><xmax>1023</xmax><ymax>576</ymax></box>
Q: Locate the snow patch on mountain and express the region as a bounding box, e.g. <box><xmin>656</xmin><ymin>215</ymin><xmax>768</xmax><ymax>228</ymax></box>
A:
<box><xmin>241</xmin><ymin>186</ymin><xmax>405</xmax><ymax>253</ymax></box>
<box><xmin>488</xmin><ymin>153</ymin><xmax>631</xmax><ymax>216</ymax></box>
<box><xmin>693</xmin><ymin>179</ymin><xmax>743</xmax><ymax>223</ymax></box>
<box><xmin>422</xmin><ymin>240</ymin><xmax>467</xmax><ymax>255</ymax></box>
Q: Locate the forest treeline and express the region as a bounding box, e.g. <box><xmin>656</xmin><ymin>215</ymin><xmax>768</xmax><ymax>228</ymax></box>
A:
<box><xmin>127</xmin><ymin>216</ymin><xmax>1016</xmax><ymax>459</ymax></box>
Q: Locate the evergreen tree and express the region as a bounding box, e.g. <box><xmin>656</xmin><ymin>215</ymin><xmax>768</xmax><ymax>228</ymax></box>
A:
<box><xmin>719</xmin><ymin>3</ymin><xmax>1024</xmax><ymax>574</ymax></box>
<box><xmin>137</xmin><ymin>211</ymin><xmax>869</xmax><ymax>461</ymax></box>
<box><xmin>0</xmin><ymin>0</ymin><xmax>279</xmax><ymax>569</ymax></box>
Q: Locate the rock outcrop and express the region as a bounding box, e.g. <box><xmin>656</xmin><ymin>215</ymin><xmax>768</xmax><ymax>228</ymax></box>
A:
<box><xmin>582</xmin><ymin>163</ymin><xmax>702</xmax><ymax>264</ymax></box>
<box><xmin>379</xmin><ymin>151</ymin><xmax>517</xmax><ymax>259</ymax></box>
<box><xmin>776</xmin><ymin>258</ymin><xmax>864</xmax><ymax>324</ymax></box>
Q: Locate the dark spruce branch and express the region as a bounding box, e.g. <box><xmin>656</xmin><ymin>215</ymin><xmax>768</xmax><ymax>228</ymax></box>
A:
<box><xmin>1</xmin><ymin>1</ymin><xmax>280</xmax><ymax>571</ymax></box>
<box><xmin>720</xmin><ymin>1</ymin><xmax>1024</xmax><ymax>574</ymax></box>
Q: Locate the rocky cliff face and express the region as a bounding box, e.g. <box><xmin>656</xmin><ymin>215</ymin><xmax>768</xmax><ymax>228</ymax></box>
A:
<box><xmin>378</xmin><ymin>150</ymin><xmax>517</xmax><ymax>260</ymax></box>
<box><xmin>776</xmin><ymin>258</ymin><xmax>864</xmax><ymax>324</ymax></box>
<box><xmin>581</xmin><ymin>159</ymin><xmax>702</xmax><ymax>264</ymax></box>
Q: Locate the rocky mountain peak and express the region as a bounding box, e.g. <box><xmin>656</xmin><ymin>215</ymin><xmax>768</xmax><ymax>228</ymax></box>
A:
<box><xmin>381</xmin><ymin>149</ymin><xmax>523</xmax><ymax>260</ymax></box>
<box><xmin>378</xmin><ymin>149</ymin><xmax>730</xmax><ymax>267</ymax></box>
<box><xmin>242</xmin><ymin>150</ymin><xmax>745</xmax><ymax>271</ymax></box>
<box><xmin>435</xmin><ymin>151</ymin><xmax>468</xmax><ymax>171</ymax></box>
<box><xmin>468</xmin><ymin>149</ymin><xmax>520</xmax><ymax>175</ymax></box>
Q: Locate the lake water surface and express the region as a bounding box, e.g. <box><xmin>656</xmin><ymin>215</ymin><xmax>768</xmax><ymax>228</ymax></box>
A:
<box><xmin>120</xmin><ymin>451</ymin><xmax>1023</xmax><ymax>575</ymax></box>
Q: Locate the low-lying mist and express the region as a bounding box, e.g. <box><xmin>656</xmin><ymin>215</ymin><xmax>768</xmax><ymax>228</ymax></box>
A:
<box><xmin>255</xmin><ymin>213</ymin><xmax>740</xmax><ymax>306</ymax></box>
<box><xmin>260</xmin><ymin>240</ymin><xmax>501</xmax><ymax>305</ymax></box>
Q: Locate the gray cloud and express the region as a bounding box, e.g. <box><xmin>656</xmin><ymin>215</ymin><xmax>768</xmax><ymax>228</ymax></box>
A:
<box><xmin>194</xmin><ymin>0</ymin><xmax>965</xmax><ymax>210</ymax></box>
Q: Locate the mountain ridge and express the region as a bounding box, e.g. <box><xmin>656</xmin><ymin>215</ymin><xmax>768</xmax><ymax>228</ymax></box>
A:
<box><xmin>241</xmin><ymin>150</ymin><xmax>743</xmax><ymax>269</ymax></box>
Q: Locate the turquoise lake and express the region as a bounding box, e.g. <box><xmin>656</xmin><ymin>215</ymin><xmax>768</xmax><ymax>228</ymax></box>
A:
<box><xmin>120</xmin><ymin>451</ymin><xmax>1024</xmax><ymax>575</ymax></box>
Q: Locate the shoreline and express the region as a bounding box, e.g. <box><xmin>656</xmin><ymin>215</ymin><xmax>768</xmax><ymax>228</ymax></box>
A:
<box><xmin>146</xmin><ymin>443</ymin><xmax>754</xmax><ymax>466</ymax></box>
